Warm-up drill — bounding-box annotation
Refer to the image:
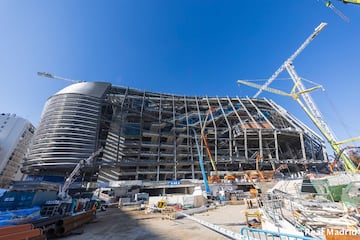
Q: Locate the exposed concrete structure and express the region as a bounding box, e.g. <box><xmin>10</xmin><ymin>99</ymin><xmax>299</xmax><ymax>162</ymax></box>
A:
<box><xmin>23</xmin><ymin>82</ymin><xmax>327</xmax><ymax>182</ymax></box>
<box><xmin>0</xmin><ymin>113</ymin><xmax>35</xmax><ymax>187</ymax></box>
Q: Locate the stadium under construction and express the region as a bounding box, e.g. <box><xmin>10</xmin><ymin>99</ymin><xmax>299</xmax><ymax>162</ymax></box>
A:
<box><xmin>22</xmin><ymin>82</ymin><xmax>328</xmax><ymax>182</ymax></box>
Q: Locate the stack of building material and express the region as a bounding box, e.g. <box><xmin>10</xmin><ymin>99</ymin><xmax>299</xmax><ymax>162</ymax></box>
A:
<box><xmin>54</xmin><ymin>211</ymin><xmax>95</xmax><ymax>237</ymax></box>
<box><xmin>0</xmin><ymin>223</ymin><xmax>45</xmax><ymax>240</ymax></box>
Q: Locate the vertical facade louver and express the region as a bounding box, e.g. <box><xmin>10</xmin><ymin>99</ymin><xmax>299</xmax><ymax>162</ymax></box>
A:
<box><xmin>22</xmin><ymin>82</ymin><xmax>111</xmax><ymax>178</ymax></box>
<box><xmin>23</xmin><ymin>82</ymin><xmax>327</xmax><ymax>182</ymax></box>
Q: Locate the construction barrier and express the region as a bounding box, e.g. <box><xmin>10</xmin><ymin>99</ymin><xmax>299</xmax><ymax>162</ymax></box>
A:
<box><xmin>178</xmin><ymin>211</ymin><xmax>255</xmax><ymax>240</ymax></box>
<box><xmin>240</xmin><ymin>227</ymin><xmax>315</xmax><ymax>240</ymax></box>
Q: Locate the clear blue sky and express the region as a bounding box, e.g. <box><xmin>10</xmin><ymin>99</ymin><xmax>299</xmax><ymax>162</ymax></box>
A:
<box><xmin>1</xmin><ymin>1</ymin><xmax>359</xmax><ymax>153</ymax></box>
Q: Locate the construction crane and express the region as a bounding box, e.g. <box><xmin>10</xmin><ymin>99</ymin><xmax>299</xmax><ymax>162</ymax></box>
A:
<box><xmin>237</xmin><ymin>78</ymin><xmax>359</xmax><ymax>172</ymax></box>
<box><xmin>58</xmin><ymin>147</ymin><xmax>103</xmax><ymax>199</ymax></box>
<box><xmin>192</xmin><ymin>129</ymin><xmax>211</xmax><ymax>195</ymax></box>
<box><xmin>253</xmin><ymin>22</ymin><xmax>327</xmax><ymax>98</ymax></box>
<box><xmin>37</xmin><ymin>72</ymin><xmax>85</xmax><ymax>84</ymax></box>
<box><xmin>201</xmin><ymin>107</ymin><xmax>220</xmax><ymax>183</ymax></box>
<box><xmin>329</xmin><ymin>146</ymin><xmax>359</xmax><ymax>171</ymax></box>
<box><xmin>246</xmin><ymin>22</ymin><xmax>360</xmax><ymax>172</ymax></box>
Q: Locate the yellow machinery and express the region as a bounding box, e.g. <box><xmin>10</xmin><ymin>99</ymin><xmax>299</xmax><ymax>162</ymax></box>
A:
<box><xmin>157</xmin><ymin>199</ymin><xmax>167</xmax><ymax>209</ymax></box>
<box><xmin>255</xmin><ymin>155</ymin><xmax>273</xmax><ymax>182</ymax></box>
<box><xmin>245</xmin><ymin>211</ymin><xmax>262</xmax><ymax>228</ymax></box>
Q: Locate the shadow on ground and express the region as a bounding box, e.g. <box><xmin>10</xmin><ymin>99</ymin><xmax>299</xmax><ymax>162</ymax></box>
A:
<box><xmin>59</xmin><ymin>207</ymin><xmax>168</xmax><ymax>240</ymax></box>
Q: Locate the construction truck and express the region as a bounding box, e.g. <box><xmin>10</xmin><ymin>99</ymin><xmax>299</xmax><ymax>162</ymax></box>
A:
<box><xmin>93</xmin><ymin>187</ymin><xmax>115</xmax><ymax>207</ymax></box>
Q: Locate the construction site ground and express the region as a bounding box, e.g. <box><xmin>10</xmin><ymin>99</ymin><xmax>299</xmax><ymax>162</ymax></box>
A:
<box><xmin>63</xmin><ymin>203</ymin><xmax>255</xmax><ymax>240</ymax></box>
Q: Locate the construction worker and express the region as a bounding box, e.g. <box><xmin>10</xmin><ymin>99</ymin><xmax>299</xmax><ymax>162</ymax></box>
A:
<box><xmin>92</xmin><ymin>200</ymin><xmax>99</xmax><ymax>215</ymax></box>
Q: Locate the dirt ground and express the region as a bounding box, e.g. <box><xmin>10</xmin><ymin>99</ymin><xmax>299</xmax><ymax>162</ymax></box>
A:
<box><xmin>62</xmin><ymin>203</ymin><xmax>255</xmax><ymax>240</ymax></box>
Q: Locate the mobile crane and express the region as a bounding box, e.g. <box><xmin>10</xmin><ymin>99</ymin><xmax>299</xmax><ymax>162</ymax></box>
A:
<box><xmin>58</xmin><ymin>147</ymin><xmax>103</xmax><ymax>199</ymax></box>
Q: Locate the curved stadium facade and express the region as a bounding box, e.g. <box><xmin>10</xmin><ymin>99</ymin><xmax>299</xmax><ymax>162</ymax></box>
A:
<box><xmin>23</xmin><ymin>82</ymin><xmax>327</xmax><ymax>182</ymax></box>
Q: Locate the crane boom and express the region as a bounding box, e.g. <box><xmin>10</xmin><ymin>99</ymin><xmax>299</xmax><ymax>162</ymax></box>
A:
<box><xmin>59</xmin><ymin>147</ymin><xmax>103</xmax><ymax>199</ymax></box>
<box><xmin>192</xmin><ymin>129</ymin><xmax>211</xmax><ymax>195</ymax></box>
<box><xmin>339</xmin><ymin>0</ymin><xmax>360</xmax><ymax>5</ymax></box>
<box><xmin>335</xmin><ymin>136</ymin><xmax>360</xmax><ymax>146</ymax></box>
<box><xmin>253</xmin><ymin>22</ymin><xmax>327</xmax><ymax>98</ymax></box>
<box><xmin>286</xmin><ymin>65</ymin><xmax>337</xmax><ymax>142</ymax></box>
<box><xmin>248</xmin><ymin>21</ymin><xmax>359</xmax><ymax>171</ymax></box>
<box><xmin>201</xmin><ymin>108</ymin><xmax>219</xmax><ymax>179</ymax></box>
<box><xmin>37</xmin><ymin>72</ymin><xmax>84</xmax><ymax>84</ymax></box>
<box><xmin>285</xmin><ymin>62</ymin><xmax>359</xmax><ymax>171</ymax></box>
<box><xmin>239</xmin><ymin>78</ymin><xmax>358</xmax><ymax>171</ymax></box>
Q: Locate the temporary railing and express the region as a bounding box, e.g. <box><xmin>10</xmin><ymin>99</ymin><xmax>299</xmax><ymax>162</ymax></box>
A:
<box><xmin>178</xmin><ymin>211</ymin><xmax>256</xmax><ymax>240</ymax></box>
<box><xmin>240</xmin><ymin>227</ymin><xmax>316</xmax><ymax>240</ymax></box>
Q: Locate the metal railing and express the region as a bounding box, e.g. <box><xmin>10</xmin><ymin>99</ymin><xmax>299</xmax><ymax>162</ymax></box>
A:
<box><xmin>240</xmin><ymin>227</ymin><xmax>316</xmax><ymax>240</ymax></box>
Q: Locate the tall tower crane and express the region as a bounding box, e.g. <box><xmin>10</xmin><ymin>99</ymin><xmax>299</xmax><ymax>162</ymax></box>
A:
<box><xmin>240</xmin><ymin>22</ymin><xmax>360</xmax><ymax>172</ymax></box>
